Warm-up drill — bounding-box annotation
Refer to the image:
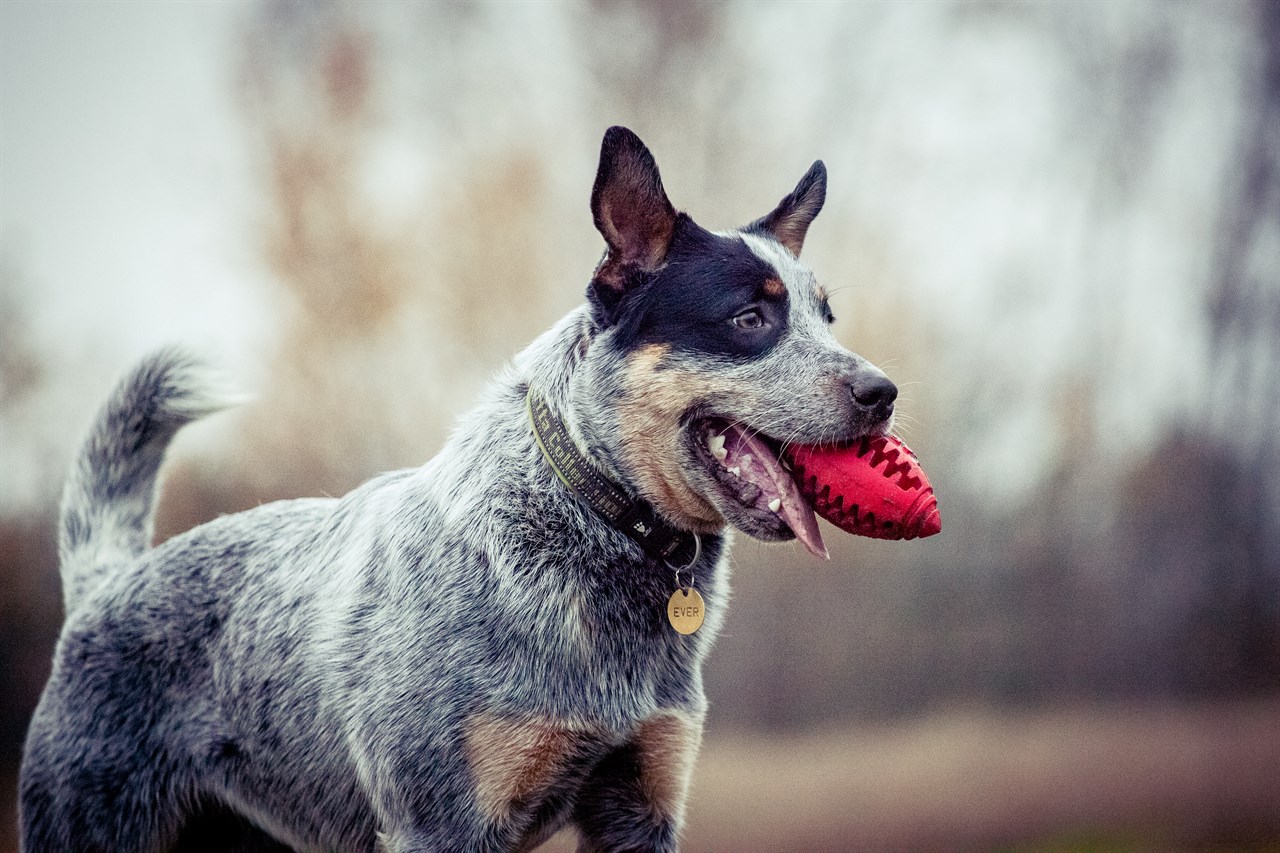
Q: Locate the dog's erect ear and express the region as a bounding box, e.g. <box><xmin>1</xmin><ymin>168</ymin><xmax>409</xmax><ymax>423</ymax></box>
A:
<box><xmin>747</xmin><ymin>161</ymin><xmax>827</xmax><ymax>257</ymax></box>
<box><xmin>589</xmin><ymin>127</ymin><xmax>677</xmax><ymax>313</ymax></box>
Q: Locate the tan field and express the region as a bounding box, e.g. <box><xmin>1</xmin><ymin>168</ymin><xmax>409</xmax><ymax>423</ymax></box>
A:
<box><xmin>537</xmin><ymin>699</ymin><xmax>1280</xmax><ymax>852</ymax></box>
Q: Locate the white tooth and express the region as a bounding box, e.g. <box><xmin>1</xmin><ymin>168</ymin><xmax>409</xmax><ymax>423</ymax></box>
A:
<box><xmin>729</xmin><ymin>466</ymin><xmax>741</xmax><ymax>477</ymax></box>
<box><xmin>768</xmin><ymin>498</ymin><xmax>782</xmax><ymax>512</ymax></box>
<box><xmin>709</xmin><ymin>434</ymin><xmax>727</xmax><ymax>461</ymax></box>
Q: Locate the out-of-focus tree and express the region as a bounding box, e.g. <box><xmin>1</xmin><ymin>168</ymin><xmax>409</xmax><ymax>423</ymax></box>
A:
<box><xmin>0</xmin><ymin>265</ymin><xmax>61</xmax><ymax>813</ymax></box>
<box><xmin>1205</xmin><ymin>1</ymin><xmax>1280</xmax><ymax>489</ymax></box>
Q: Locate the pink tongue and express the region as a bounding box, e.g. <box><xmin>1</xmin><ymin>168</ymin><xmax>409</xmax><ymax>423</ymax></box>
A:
<box><xmin>722</xmin><ymin>425</ymin><xmax>829</xmax><ymax>560</ymax></box>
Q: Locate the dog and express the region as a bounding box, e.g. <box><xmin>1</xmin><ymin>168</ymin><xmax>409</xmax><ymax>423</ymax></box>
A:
<box><xmin>20</xmin><ymin>126</ymin><xmax>897</xmax><ymax>852</ymax></box>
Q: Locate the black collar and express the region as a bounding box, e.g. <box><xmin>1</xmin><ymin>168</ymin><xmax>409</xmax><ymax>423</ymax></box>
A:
<box><xmin>526</xmin><ymin>389</ymin><xmax>701</xmax><ymax>569</ymax></box>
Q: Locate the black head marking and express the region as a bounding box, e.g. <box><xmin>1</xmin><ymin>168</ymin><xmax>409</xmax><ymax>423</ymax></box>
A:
<box><xmin>612</xmin><ymin>219</ymin><xmax>789</xmax><ymax>361</ymax></box>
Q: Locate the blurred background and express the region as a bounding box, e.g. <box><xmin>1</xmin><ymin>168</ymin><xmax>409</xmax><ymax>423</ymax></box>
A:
<box><xmin>2</xmin><ymin>1</ymin><xmax>1278</xmax><ymax>850</ymax></box>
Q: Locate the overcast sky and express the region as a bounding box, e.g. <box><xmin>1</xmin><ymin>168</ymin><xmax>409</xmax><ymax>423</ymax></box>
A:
<box><xmin>2</xmin><ymin>2</ymin><xmax>272</xmax><ymax>508</ymax></box>
<box><xmin>2</xmin><ymin>2</ymin><xmax>267</xmax><ymax>362</ymax></box>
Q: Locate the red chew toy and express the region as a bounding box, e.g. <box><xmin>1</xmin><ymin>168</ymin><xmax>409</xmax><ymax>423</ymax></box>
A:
<box><xmin>786</xmin><ymin>435</ymin><xmax>941</xmax><ymax>540</ymax></box>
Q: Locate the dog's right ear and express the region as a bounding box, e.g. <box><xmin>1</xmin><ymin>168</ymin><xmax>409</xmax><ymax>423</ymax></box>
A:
<box><xmin>589</xmin><ymin>127</ymin><xmax>677</xmax><ymax>318</ymax></box>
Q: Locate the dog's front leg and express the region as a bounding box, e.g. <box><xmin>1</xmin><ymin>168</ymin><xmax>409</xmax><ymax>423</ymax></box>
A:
<box><xmin>572</xmin><ymin>710</ymin><xmax>703</xmax><ymax>853</ymax></box>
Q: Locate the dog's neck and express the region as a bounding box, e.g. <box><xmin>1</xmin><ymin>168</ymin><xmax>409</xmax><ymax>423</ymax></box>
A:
<box><xmin>526</xmin><ymin>388</ymin><xmax>700</xmax><ymax>570</ymax></box>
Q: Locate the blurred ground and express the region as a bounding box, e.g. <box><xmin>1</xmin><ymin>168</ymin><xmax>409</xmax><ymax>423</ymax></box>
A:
<box><xmin>544</xmin><ymin>700</ymin><xmax>1280</xmax><ymax>852</ymax></box>
<box><xmin>4</xmin><ymin>699</ymin><xmax>1278</xmax><ymax>853</ymax></box>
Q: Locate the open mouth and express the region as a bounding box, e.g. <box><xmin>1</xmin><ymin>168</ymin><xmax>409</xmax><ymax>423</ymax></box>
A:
<box><xmin>691</xmin><ymin>417</ymin><xmax>829</xmax><ymax>559</ymax></box>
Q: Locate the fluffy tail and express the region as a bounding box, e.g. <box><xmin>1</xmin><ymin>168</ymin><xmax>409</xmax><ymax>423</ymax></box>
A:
<box><xmin>58</xmin><ymin>348</ymin><xmax>240</xmax><ymax>614</ymax></box>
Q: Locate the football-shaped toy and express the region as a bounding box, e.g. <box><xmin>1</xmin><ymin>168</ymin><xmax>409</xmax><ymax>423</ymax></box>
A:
<box><xmin>786</xmin><ymin>436</ymin><xmax>941</xmax><ymax>541</ymax></box>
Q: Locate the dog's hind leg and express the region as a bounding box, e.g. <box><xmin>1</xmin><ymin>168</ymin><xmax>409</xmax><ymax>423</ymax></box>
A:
<box><xmin>571</xmin><ymin>710</ymin><xmax>704</xmax><ymax>853</ymax></box>
<box><xmin>22</xmin><ymin>713</ymin><xmax>297</xmax><ymax>853</ymax></box>
<box><xmin>20</xmin><ymin>678</ymin><xmax>194</xmax><ymax>853</ymax></box>
<box><xmin>19</xmin><ymin>737</ymin><xmax>187</xmax><ymax>853</ymax></box>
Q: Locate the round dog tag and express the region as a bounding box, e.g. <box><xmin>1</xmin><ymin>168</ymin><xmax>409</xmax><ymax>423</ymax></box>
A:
<box><xmin>667</xmin><ymin>587</ymin><xmax>705</xmax><ymax>635</ymax></box>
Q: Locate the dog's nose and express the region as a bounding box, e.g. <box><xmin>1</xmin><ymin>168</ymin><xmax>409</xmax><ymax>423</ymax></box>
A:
<box><xmin>849</xmin><ymin>374</ymin><xmax>897</xmax><ymax>412</ymax></box>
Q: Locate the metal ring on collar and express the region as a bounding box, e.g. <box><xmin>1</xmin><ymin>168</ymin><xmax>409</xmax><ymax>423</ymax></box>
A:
<box><xmin>664</xmin><ymin>533</ymin><xmax>702</xmax><ymax>573</ymax></box>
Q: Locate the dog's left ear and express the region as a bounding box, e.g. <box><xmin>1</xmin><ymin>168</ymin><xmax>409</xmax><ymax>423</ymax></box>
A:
<box><xmin>589</xmin><ymin>126</ymin><xmax>677</xmax><ymax>316</ymax></box>
<box><xmin>747</xmin><ymin>161</ymin><xmax>827</xmax><ymax>257</ymax></box>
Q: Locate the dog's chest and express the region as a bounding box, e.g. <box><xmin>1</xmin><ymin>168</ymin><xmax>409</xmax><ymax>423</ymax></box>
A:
<box><xmin>464</xmin><ymin>708</ymin><xmax>702</xmax><ymax>834</ymax></box>
<box><xmin>465</xmin><ymin>713</ymin><xmax>608</xmax><ymax>819</ymax></box>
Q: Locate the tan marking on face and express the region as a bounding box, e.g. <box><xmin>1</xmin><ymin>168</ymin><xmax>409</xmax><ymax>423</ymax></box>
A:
<box><xmin>815</xmin><ymin>284</ymin><xmax>828</xmax><ymax>303</ymax></box>
<box><xmin>616</xmin><ymin>344</ymin><xmax>734</xmax><ymax>531</ymax></box>
<box><xmin>466</xmin><ymin>713</ymin><xmax>604</xmax><ymax>821</ymax></box>
<box><xmin>626</xmin><ymin>342</ymin><xmax>670</xmax><ymax>376</ymax></box>
<box><xmin>762</xmin><ymin>276</ymin><xmax>786</xmax><ymax>299</ymax></box>
<box><xmin>632</xmin><ymin>710</ymin><xmax>704</xmax><ymax>821</ymax></box>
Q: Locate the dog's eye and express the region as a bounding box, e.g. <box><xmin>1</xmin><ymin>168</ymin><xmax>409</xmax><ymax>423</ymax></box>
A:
<box><xmin>732</xmin><ymin>309</ymin><xmax>765</xmax><ymax>330</ymax></box>
<box><xmin>825</xmin><ymin>308</ymin><xmax>836</xmax><ymax>324</ymax></box>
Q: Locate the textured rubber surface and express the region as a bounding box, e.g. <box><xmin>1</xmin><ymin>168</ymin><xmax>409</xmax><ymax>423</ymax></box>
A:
<box><xmin>786</xmin><ymin>435</ymin><xmax>941</xmax><ymax>540</ymax></box>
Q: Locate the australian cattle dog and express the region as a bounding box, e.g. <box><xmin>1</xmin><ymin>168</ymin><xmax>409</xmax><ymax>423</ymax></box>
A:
<box><xmin>21</xmin><ymin>126</ymin><xmax>897</xmax><ymax>852</ymax></box>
